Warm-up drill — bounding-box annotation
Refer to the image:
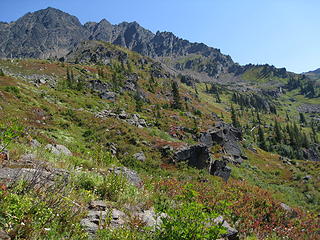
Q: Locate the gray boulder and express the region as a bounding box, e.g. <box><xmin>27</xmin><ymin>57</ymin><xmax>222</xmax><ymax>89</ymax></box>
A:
<box><xmin>214</xmin><ymin>216</ymin><xmax>239</xmax><ymax>240</ymax></box>
<box><xmin>99</xmin><ymin>92</ymin><xmax>116</xmax><ymax>101</ymax></box>
<box><xmin>280</xmin><ymin>203</ymin><xmax>298</xmax><ymax>218</ymax></box>
<box><xmin>0</xmin><ymin>230</ymin><xmax>10</xmax><ymax>240</ymax></box>
<box><xmin>200</xmin><ymin>122</ymin><xmax>244</xmax><ymax>164</ymax></box>
<box><xmin>133</xmin><ymin>152</ymin><xmax>146</xmax><ymax>162</ymax></box>
<box><xmin>210</xmin><ymin>160</ymin><xmax>231</xmax><ymax>182</ymax></box>
<box><xmin>29</xmin><ymin>139</ymin><xmax>41</xmax><ymax>148</ymax></box>
<box><xmin>174</xmin><ymin>144</ymin><xmax>210</xmax><ymax>169</ymax></box>
<box><xmin>45</xmin><ymin>144</ymin><xmax>72</xmax><ymax>156</ymax></box>
<box><xmin>109</xmin><ymin>167</ymin><xmax>142</xmax><ymax>187</ymax></box>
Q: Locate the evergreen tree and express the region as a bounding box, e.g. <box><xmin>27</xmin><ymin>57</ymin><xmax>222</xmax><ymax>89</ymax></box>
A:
<box><xmin>231</xmin><ymin>105</ymin><xmax>241</xmax><ymax>128</ymax></box>
<box><xmin>274</xmin><ymin>119</ymin><xmax>282</xmax><ymax>143</ymax></box>
<box><xmin>0</xmin><ymin>69</ymin><xmax>4</xmax><ymax>76</ymax></box>
<box><xmin>215</xmin><ymin>91</ymin><xmax>221</xmax><ymax>103</ymax></box>
<box><xmin>172</xmin><ymin>81</ymin><xmax>182</xmax><ymax>109</ymax></box>
<box><xmin>299</xmin><ymin>112</ymin><xmax>306</xmax><ymax>124</ymax></box>
<box><xmin>134</xmin><ymin>92</ymin><xmax>143</xmax><ymax>112</ymax></box>
<box><xmin>258</xmin><ymin>125</ymin><xmax>267</xmax><ymax>150</ymax></box>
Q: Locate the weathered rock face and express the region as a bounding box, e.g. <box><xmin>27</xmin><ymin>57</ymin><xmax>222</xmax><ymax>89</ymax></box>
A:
<box><xmin>174</xmin><ymin>144</ymin><xmax>210</xmax><ymax>169</ymax></box>
<box><xmin>81</xmin><ymin>201</ymin><xmax>164</xmax><ymax>235</ymax></box>
<box><xmin>200</xmin><ymin>122</ymin><xmax>244</xmax><ymax>164</ymax></box>
<box><xmin>0</xmin><ymin>167</ymin><xmax>69</xmax><ymax>184</ymax></box>
<box><xmin>302</xmin><ymin>147</ymin><xmax>320</xmax><ymax>161</ymax></box>
<box><xmin>297</xmin><ymin>104</ymin><xmax>320</xmax><ymax>114</ymax></box>
<box><xmin>45</xmin><ymin>144</ymin><xmax>72</xmax><ymax>156</ymax></box>
<box><xmin>0</xmin><ymin>7</ymin><xmax>90</xmax><ymax>59</ymax></box>
<box><xmin>108</xmin><ymin>167</ymin><xmax>143</xmax><ymax>187</ymax></box>
<box><xmin>66</xmin><ymin>40</ymin><xmax>128</xmax><ymax>64</ymax></box>
<box><xmin>210</xmin><ymin>160</ymin><xmax>231</xmax><ymax>182</ymax></box>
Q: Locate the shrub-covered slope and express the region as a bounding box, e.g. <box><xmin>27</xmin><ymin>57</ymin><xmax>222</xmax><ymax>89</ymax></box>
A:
<box><xmin>0</xmin><ymin>42</ymin><xmax>319</xmax><ymax>239</ymax></box>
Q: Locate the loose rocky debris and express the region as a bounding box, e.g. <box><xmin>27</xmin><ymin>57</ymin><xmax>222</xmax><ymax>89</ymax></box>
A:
<box><xmin>297</xmin><ymin>104</ymin><xmax>320</xmax><ymax>113</ymax></box>
<box><xmin>45</xmin><ymin>144</ymin><xmax>73</xmax><ymax>156</ymax></box>
<box><xmin>29</xmin><ymin>139</ymin><xmax>41</xmax><ymax>148</ymax></box>
<box><xmin>88</xmin><ymin>80</ymin><xmax>116</xmax><ymax>101</ymax></box>
<box><xmin>0</xmin><ymin>230</ymin><xmax>11</xmax><ymax>240</ymax></box>
<box><xmin>96</xmin><ymin>109</ymin><xmax>150</xmax><ymax>128</ymax></box>
<box><xmin>3</xmin><ymin>70</ymin><xmax>57</xmax><ymax>88</ymax></box>
<box><xmin>280</xmin><ymin>203</ymin><xmax>298</xmax><ymax>219</ymax></box>
<box><xmin>0</xmin><ymin>167</ymin><xmax>69</xmax><ymax>186</ymax></box>
<box><xmin>133</xmin><ymin>152</ymin><xmax>146</xmax><ymax>162</ymax></box>
<box><xmin>81</xmin><ymin>201</ymin><xmax>165</xmax><ymax>235</ymax></box>
<box><xmin>108</xmin><ymin>167</ymin><xmax>143</xmax><ymax>187</ymax></box>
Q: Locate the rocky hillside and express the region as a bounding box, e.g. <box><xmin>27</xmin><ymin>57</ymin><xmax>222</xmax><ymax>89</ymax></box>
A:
<box><xmin>0</xmin><ymin>7</ymin><xmax>319</xmax><ymax>240</ymax></box>
<box><xmin>0</xmin><ymin>39</ymin><xmax>319</xmax><ymax>239</ymax></box>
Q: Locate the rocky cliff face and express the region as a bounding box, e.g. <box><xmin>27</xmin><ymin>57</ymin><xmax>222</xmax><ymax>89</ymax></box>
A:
<box><xmin>0</xmin><ymin>8</ymin><xmax>90</xmax><ymax>59</ymax></box>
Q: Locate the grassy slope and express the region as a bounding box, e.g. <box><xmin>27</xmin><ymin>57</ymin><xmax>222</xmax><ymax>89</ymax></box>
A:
<box><xmin>0</xmin><ymin>53</ymin><xmax>319</xmax><ymax>239</ymax></box>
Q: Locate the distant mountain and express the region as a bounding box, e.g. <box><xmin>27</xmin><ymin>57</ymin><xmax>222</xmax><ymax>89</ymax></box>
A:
<box><xmin>0</xmin><ymin>7</ymin><xmax>233</xmax><ymax>76</ymax></box>
<box><xmin>304</xmin><ymin>68</ymin><xmax>320</xmax><ymax>80</ymax></box>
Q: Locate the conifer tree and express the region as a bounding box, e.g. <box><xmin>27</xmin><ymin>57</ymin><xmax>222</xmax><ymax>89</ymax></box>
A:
<box><xmin>231</xmin><ymin>105</ymin><xmax>241</xmax><ymax>128</ymax></box>
<box><xmin>172</xmin><ymin>81</ymin><xmax>182</xmax><ymax>109</ymax></box>
<box><xmin>258</xmin><ymin>125</ymin><xmax>267</xmax><ymax>150</ymax></box>
<box><xmin>0</xmin><ymin>69</ymin><xmax>4</xmax><ymax>76</ymax></box>
<box><xmin>274</xmin><ymin>119</ymin><xmax>282</xmax><ymax>143</ymax></box>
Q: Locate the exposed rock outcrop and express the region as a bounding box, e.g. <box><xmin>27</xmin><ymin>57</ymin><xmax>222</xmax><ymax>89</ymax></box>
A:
<box><xmin>108</xmin><ymin>167</ymin><xmax>143</xmax><ymax>187</ymax></box>
<box><xmin>200</xmin><ymin>122</ymin><xmax>244</xmax><ymax>164</ymax></box>
<box><xmin>45</xmin><ymin>144</ymin><xmax>72</xmax><ymax>156</ymax></box>
<box><xmin>174</xmin><ymin>144</ymin><xmax>210</xmax><ymax>169</ymax></box>
<box><xmin>210</xmin><ymin>160</ymin><xmax>231</xmax><ymax>182</ymax></box>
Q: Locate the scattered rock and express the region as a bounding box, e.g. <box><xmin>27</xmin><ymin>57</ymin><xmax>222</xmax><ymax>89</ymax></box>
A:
<box><xmin>19</xmin><ymin>153</ymin><xmax>37</xmax><ymax>163</ymax></box>
<box><xmin>137</xmin><ymin>209</ymin><xmax>166</xmax><ymax>228</ymax></box>
<box><xmin>80</xmin><ymin>218</ymin><xmax>99</xmax><ymax>234</ymax></box>
<box><xmin>214</xmin><ymin>216</ymin><xmax>239</xmax><ymax>240</ymax></box>
<box><xmin>133</xmin><ymin>152</ymin><xmax>146</xmax><ymax>162</ymax></box>
<box><xmin>45</xmin><ymin>144</ymin><xmax>72</xmax><ymax>156</ymax></box>
<box><xmin>89</xmin><ymin>200</ymin><xmax>107</xmax><ymax>211</ymax></box>
<box><xmin>95</xmin><ymin>110</ymin><xmax>150</xmax><ymax>128</ymax></box>
<box><xmin>280</xmin><ymin>203</ymin><xmax>298</xmax><ymax>218</ymax></box>
<box><xmin>0</xmin><ymin>230</ymin><xmax>11</xmax><ymax>240</ymax></box>
<box><xmin>109</xmin><ymin>167</ymin><xmax>143</xmax><ymax>187</ymax></box>
<box><xmin>297</xmin><ymin>104</ymin><xmax>320</xmax><ymax>114</ymax></box>
<box><xmin>174</xmin><ymin>144</ymin><xmax>210</xmax><ymax>169</ymax></box>
<box><xmin>303</xmin><ymin>175</ymin><xmax>312</xmax><ymax>181</ymax></box>
<box><xmin>0</xmin><ymin>167</ymin><xmax>68</xmax><ymax>184</ymax></box>
<box><xmin>29</xmin><ymin>139</ymin><xmax>41</xmax><ymax>148</ymax></box>
<box><xmin>100</xmin><ymin>92</ymin><xmax>116</xmax><ymax>101</ymax></box>
<box><xmin>210</xmin><ymin>160</ymin><xmax>231</xmax><ymax>182</ymax></box>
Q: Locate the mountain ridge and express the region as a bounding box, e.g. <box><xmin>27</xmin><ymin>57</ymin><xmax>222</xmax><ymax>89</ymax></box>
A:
<box><xmin>0</xmin><ymin>7</ymin><xmax>235</xmax><ymax>78</ymax></box>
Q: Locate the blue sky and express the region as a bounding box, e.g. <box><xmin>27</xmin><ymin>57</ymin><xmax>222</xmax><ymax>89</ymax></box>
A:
<box><xmin>1</xmin><ymin>0</ymin><xmax>319</xmax><ymax>73</ymax></box>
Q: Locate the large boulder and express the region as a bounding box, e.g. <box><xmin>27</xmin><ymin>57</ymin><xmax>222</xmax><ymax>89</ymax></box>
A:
<box><xmin>108</xmin><ymin>167</ymin><xmax>143</xmax><ymax>187</ymax></box>
<box><xmin>210</xmin><ymin>160</ymin><xmax>231</xmax><ymax>182</ymax></box>
<box><xmin>200</xmin><ymin>122</ymin><xmax>244</xmax><ymax>164</ymax></box>
<box><xmin>45</xmin><ymin>144</ymin><xmax>72</xmax><ymax>156</ymax></box>
<box><xmin>174</xmin><ymin>144</ymin><xmax>210</xmax><ymax>169</ymax></box>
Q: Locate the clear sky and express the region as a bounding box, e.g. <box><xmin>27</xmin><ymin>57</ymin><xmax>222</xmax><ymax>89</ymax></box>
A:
<box><xmin>1</xmin><ymin>0</ymin><xmax>319</xmax><ymax>73</ymax></box>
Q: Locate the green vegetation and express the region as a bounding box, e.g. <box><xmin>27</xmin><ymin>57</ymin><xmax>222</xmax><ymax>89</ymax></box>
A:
<box><xmin>0</xmin><ymin>44</ymin><xmax>319</xmax><ymax>240</ymax></box>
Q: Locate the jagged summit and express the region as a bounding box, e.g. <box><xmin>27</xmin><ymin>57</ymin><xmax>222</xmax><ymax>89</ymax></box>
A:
<box><xmin>0</xmin><ymin>7</ymin><xmax>235</xmax><ymax>75</ymax></box>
